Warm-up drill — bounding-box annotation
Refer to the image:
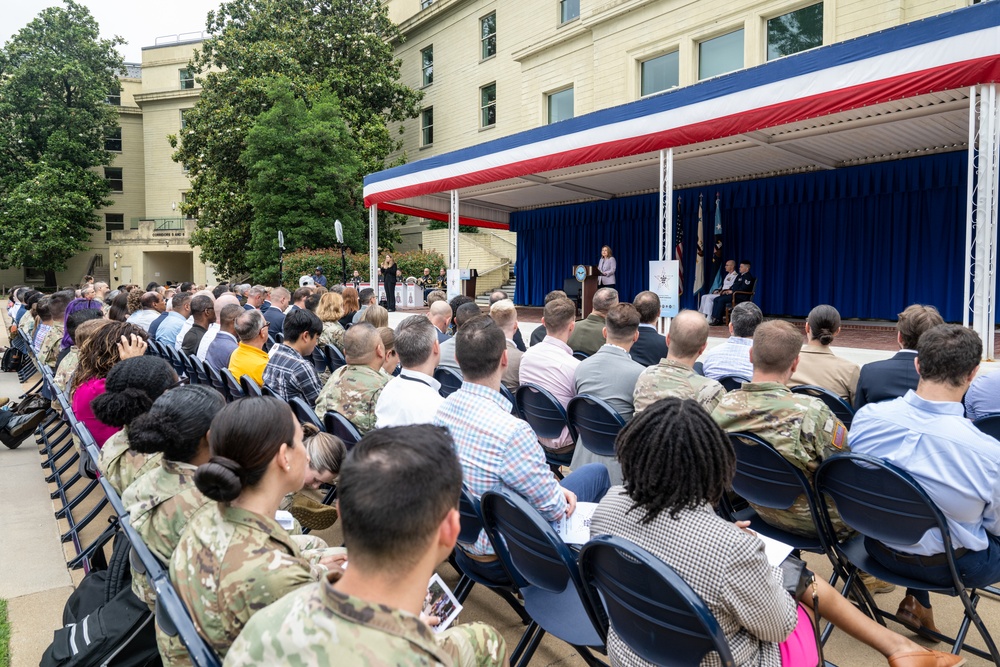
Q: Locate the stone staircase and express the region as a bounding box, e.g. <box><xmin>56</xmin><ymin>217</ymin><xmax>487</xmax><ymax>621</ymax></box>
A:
<box><xmin>475</xmin><ymin>278</ymin><xmax>516</xmax><ymax>306</ymax></box>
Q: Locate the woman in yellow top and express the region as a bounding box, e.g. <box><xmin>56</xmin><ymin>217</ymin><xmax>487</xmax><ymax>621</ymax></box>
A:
<box><xmin>788</xmin><ymin>304</ymin><xmax>861</xmax><ymax>404</ymax></box>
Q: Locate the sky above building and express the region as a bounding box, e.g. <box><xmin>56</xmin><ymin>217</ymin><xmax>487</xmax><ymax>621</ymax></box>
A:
<box><xmin>6</xmin><ymin>0</ymin><xmax>219</xmax><ymax>62</ymax></box>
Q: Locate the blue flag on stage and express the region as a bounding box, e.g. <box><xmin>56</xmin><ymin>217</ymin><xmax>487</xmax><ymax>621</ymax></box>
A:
<box><xmin>709</xmin><ymin>193</ymin><xmax>724</xmax><ymax>292</ymax></box>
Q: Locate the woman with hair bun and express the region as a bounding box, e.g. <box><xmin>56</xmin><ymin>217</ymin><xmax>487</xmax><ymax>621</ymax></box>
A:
<box><xmin>93</xmin><ymin>356</ymin><xmax>177</xmax><ymax>495</ymax></box>
<box><xmin>788</xmin><ymin>304</ymin><xmax>861</xmax><ymax>403</ymax></box>
<box><xmin>123</xmin><ymin>384</ymin><xmax>225</xmax><ymax>610</ymax></box>
<box><xmin>164</xmin><ymin>397</ymin><xmax>345</xmax><ymax>665</ymax></box>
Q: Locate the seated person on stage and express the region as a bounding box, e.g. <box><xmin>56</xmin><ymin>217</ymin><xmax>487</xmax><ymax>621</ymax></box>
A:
<box><xmin>205</xmin><ymin>304</ymin><xmax>242</xmax><ymax>371</ymax></box>
<box><xmin>435</xmin><ymin>267</ymin><xmax>447</xmax><ymax>291</ymax></box>
<box><xmin>567</xmin><ymin>287</ymin><xmax>618</xmax><ymax>357</ymax></box>
<box><xmin>571</xmin><ymin>303</ymin><xmax>645</xmax><ymax>485</ymax></box>
<box><xmin>592</xmin><ymin>397</ymin><xmax>964</xmax><ymax>667</ymax></box>
<box><xmin>263</xmin><ymin>309</ymin><xmax>324</xmax><ymax>406</ymax></box>
<box><xmin>851</xmin><ymin>324</ymin><xmax>1000</xmax><ymax>639</ymax></box>
<box><xmin>490</xmin><ymin>291</ymin><xmax>525</xmax><ymax>351</ymax></box>
<box><xmin>529</xmin><ymin>290</ymin><xmax>568</xmax><ymax>347</ymax></box>
<box><xmin>629</xmin><ymin>290</ymin><xmax>668</xmax><ymax>367</ymax></box>
<box><xmin>433</xmin><ymin>316</ymin><xmax>611</xmax><ymax>586</ymax></box>
<box><xmin>228</xmin><ymin>309</ymin><xmax>271</xmax><ymax>387</ymax></box>
<box><xmin>633</xmin><ymin>309</ymin><xmax>725</xmax><ymax>414</ymax></box>
<box><xmin>700</xmin><ymin>301</ymin><xmax>762</xmax><ymax>381</ymax></box>
<box><xmin>489</xmin><ymin>299</ymin><xmax>523</xmax><ymax>392</ymax></box>
<box><xmin>314</xmin><ymin>323</ymin><xmax>388</xmax><ymax>434</ymax></box>
<box><xmin>418</xmin><ymin>267</ymin><xmax>436</xmax><ymax>302</ymax></box>
<box><xmin>225</xmin><ymin>425</ymin><xmax>505</xmax><ymax>667</ymax></box>
<box><xmin>698</xmin><ymin>258</ymin><xmax>737</xmax><ymax>319</ymax></box>
<box><xmin>519</xmin><ymin>297</ymin><xmax>581</xmax><ymax>452</ymax></box>
<box><xmin>428</xmin><ymin>300</ymin><xmax>452</xmax><ymax>343</ymax></box>
<box><xmin>437</xmin><ymin>302</ymin><xmax>483</xmax><ymax>375</ymax></box>
<box><xmin>712</xmin><ymin>320</ymin><xmax>851</xmax><ymax>540</ymax></box>
<box><xmin>854</xmin><ymin>304</ymin><xmax>944</xmax><ymax>410</ymax></box>
<box><xmin>710</xmin><ymin>260</ymin><xmax>756</xmax><ymax>325</ymax></box>
<box><xmin>374</xmin><ymin>316</ymin><xmax>443</xmax><ymax>428</ymax></box>
<box><xmin>788</xmin><ymin>304</ymin><xmax>860</xmax><ymax>404</ymax></box>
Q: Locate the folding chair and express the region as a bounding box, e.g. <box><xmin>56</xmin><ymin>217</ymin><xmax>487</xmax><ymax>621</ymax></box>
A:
<box><xmin>972</xmin><ymin>414</ymin><xmax>1000</xmax><ymax>441</ymax></box>
<box><xmin>434</xmin><ymin>367</ymin><xmax>463</xmax><ymax>398</ymax></box>
<box><xmin>311</xmin><ymin>345</ymin><xmax>330</xmax><ymax>375</ymax></box>
<box><xmin>220</xmin><ymin>368</ymin><xmax>244</xmax><ymax>402</ymax></box>
<box><xmin>572</xmin><ymin>351</ymin><xmax>589</xmax><ymax>361</ymax></box>
<box><xmin>289</xmin><ymin>397</ymin><xmax>324</xmax><ymax>431</ymax></box>
<box><xmin>499</xmin><ymin>384</ymin><xmax>520</xmax><ymax>417</ymax></box>
<box><xmin>693</xmin><ymin>361</ymin><xmax>705</xmax><ymax>376</ymax></box>
<box><xmin>204</xmin><ymin>364</ymin><xmax>228</xmax><ymax>400</ymax></box>
<box><xmin>325</xmin><ymin>345</ymin><xmax>346</xmax><ymax>373</ymax></box>
<box><xmin>567</xmin><ymin>395</ymin><xmax>625</xmax><ymax>458</ymax></box>
<box><xmin>515</xmin><ymin>383</ymin><xmax>576</xmax><ymax>475</ymax></box>
<box><xmin>815</xmin><ymin>454</ymin><xmax>1000</xmax><ymax>663</ymax></box>
<box><xmin>791</xmin><ymin>385</ymin><xmax>855</xmax><ymax>429</ymax></box>
<box><xmin>187</xmin><ymin>355</ymin><xmax>211</xmax><ymax>386</ymax></box>
<box><xmin>239</xmin><ymin>374</ymin><xmax>263</xmax><ymax>398</ymax></box>
<box><xmin>480</xmin><ymin>489</ymin><xmax>608</xmax><ymax>667</ymax></box>
<box><xmin>716</xmin><ymin>375</ymin><xmax>750</xmax><ymax>392</ymax></box>
<box><xmin>579</xmin><ymin>535</ymin><xmax>736</xmax><ymax>667</ymax></box>
<box><xmin>164</xmin><ymin>345</ymin><xmax>188</xmax><ymax>379</ymax></box>
<box><xmin>322</xmin><ymin>410</ymin><xmax>363</xmax><ymax>449</ymax></box>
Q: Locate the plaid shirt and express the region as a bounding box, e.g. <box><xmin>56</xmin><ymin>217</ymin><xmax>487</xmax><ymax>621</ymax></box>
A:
<box><xmin>263</xmin><ymin>344</ymin><xmax>322</xmax><ymax>406</ymax></box>
<box><xmin>701</xmin><ymin>336</ymin><xmax>754</xmax><ymax>381</ymax></box>
<box><xmin>434</xmin><ymin>382</ymin><xmax>566</xmax><ymax>555</ymax></box>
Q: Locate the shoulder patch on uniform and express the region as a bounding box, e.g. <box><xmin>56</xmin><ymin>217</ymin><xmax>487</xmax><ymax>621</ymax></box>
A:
<box><xmin>831</xmin><ymin>421</ymin><xmax>847</xmax><ymax>449</ymax></box>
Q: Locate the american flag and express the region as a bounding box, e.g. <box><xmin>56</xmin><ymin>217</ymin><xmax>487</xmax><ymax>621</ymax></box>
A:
<box><xmin>675</xmin><ymin>196</ymin><xmax>684</xmax><ymax>295</ymax></box>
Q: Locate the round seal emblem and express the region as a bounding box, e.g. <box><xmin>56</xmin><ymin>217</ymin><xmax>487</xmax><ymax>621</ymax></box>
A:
<box><xmin>575</xmin><ymin>265</ymin><xmax>587</xmax><ymax>282</ymax></box>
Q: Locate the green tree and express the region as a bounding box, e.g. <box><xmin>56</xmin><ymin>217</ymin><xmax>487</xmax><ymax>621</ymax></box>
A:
<box><xmin>0</xmin><ymin>0</ymin><xmax>123</xmax><ymax>285</ymax></box>
<box><xmin>172</xmin><ymin>0</ymin><xmax>422</xmax><ymax>280</ymax></box>
<box><xmin>241</xmin><ymin>78</ymin><xmax>363</xmax><ymax>285</ymax></box>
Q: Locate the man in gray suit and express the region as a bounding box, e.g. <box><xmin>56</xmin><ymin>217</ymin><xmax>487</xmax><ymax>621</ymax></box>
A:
<box><xmin>571</xmin><ymin>303</ymin><xmax>645</xmax><ymax>484</ymax></box>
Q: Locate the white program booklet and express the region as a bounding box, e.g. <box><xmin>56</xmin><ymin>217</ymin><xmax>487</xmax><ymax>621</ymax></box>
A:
<box><xmin>552</xmin><ymin>502</ymin><xmax>599</xmax><ymax>545</ymax></box>
<box><xmin>422</xmin><ymin>573</ymin><xmax>463</xmax><ymax>633</ymax></box>
<box><xmin>755</xmin><ymin>533</ymin><xmax>795</xmax><ymax>567</ymax></box>
<box><xmin>275</xmin><ymin>510</ymin><xmax>295</xmax><ymax>531</ymax></box>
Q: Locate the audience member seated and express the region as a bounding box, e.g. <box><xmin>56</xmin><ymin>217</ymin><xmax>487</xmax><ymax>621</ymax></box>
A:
<box><xmin>352</xmin><ymin>288</ymin><xmax>377</xmax><ymax>324</ymax></box>
<box><xmin>709</xmin><ymin>259</ymin><xmax>756</xmax><ymax>325</ymax></box>
<box><xmin>634</xmin><ymin>309</ymin><xmax>725</xmax><ymax>414</ymax></box>
<box><xmin>289</xmin><ymin>285</ymin><xmax>313</xmax><ymax>315</ymax></box>
<box><xmin>434</xmin><ymin>315</ymin><xmax>610</xmax><ymax>586</ymax></box>
<box><xmin>316</xmin><ymin>292</ymin><xmax>346</xmax><ymax>353</ymax></box>
<box><xmin>71</xmin><ymin>322</ymin><xmax>148</xmax><ymax>447</ymax></box>
<box><xmin>447</xmin><ymin>295</ymin><xmax>475</xmax><ymax>334</ymax></box>
<box><xmin>490</xmin><ymin>299</ymin><xmax>523</xmax><ymax>391</ymax></box>
<box><xmin>700</xmin><ymin>301</ymin><xmax>762</xmax><ymax>381</ymax></box>
<box><xmin>243</xmin><ymin>285</ymin><xmax>265</xmax><ymax>311</ymax></box>
<box><xmin>154</xmin><ymin>292</ymin><xmax>191</xmax><ymax>348</ymax></box>
<box><xmin>39</xmin><ymin>291</ymin><xmax>72</xmax><ymax>368</ymax></box>
<box><xmin>122</xmin><ymin>385</ymin><xmax>224</xmax><ymax>609</ymax></box>
<box><xmin>630</xmin><ymin>290</ymin><xmax>668</xmax><ymax>366</ymax></box>
<box><xmin>567</xmin><ymin>287</ymin><xmax>619</xmax><ymax>357</ymax></box>
<box><xmin>377</xmin><ymin>327</ymin><xmax>399</xmax><ymax>376</ymax></box>
<box><xmin>226</xmin><ymin>426</ymin><xmax>506</xmax><ymax>667</ymax></box>
<box><xmin>54</xmin><ymin>312</ymin><xmax>106</xmax><ymax>392</ymax></box>
<box><xmin>263</xmin><ymin>286</ymin><xmax>289</xmax><ymax>333</ymax></box>
<box><xmin>165</xmin><ymin>397</ymin><xmax>345</xmax><ymax>665</ymax></box>
<box><xmin>126</xmin><ymin>291</ymin><xmax>164</xmax><ymax>331</ymax></box>
<box><xmin>360</xmin><ymin>303</ymin><xmax>389</xmax><ymax>329</ymax></box>
<box><xmin>787</xmin><ymin>304</ymin><xmax>860</xmax><ymax>403</ymax></box>
<box><xmin>338</xmin><ymin>287</ymin><xmax>359</xmax><ymax>326</ymax></box>
<box><xmin>854</xmin><ymin>304</ymin><xmax>944</xmax><ymax>410</ymax></box>
<box><xmin>428</xmin><ymin>300</ymin><xmax>452</xmax><ymax>343</ymax></box>
<box><xmin>438</xmin><ymin>302</ymin><xmax>482</xmax><ymax>374</ymax></box>
<box><xmin>94</xmin><ymin>356</ymin><xmax>178</xmax><ymax>495</ymax></box>
<box><xmin>263</xmin><ymin>309</ymin><xmax>324</xmax><ymax>405</ymax></box>
<box><xmin>571</xmin><ymin>303</ymin><xmax>644</xmax><ymax>485</ymax></box>
<box><xmin>57</xmin><ymin>297</ymin><xmax>103</xmax><ymax>362</ymax></box>
<box><xmin>314</xmin><ymin>323</ymin><xmax>388</xmax><ymax>434</ymax></box>
<box><xmin>375</xmin><ymin>316</ymin><xmax>443</xmax><ymax>428</ymax></box>
<box><xmin>528</xmin><ymin>290</ymin><xmax>568</xmax><ymax>347</ymax></box>
<box><xmin>592</xmin><ymin>398</ymin><xmax>964</xmax><ymax>667</ymax></box>
<box><xmin>712</xmin><ymin>320</ymin><xmax>852</xmax><ymax>540</ymax></box>
<box><xmin>851</xmin><ymin>324</ymin><xmax>1000</xmax><ymax>638</ymax></box>
<box><xmin>490</xmin><ymin>291</ymin><xmax>525</xmax><ymax>351</ymax></box>
<box><xmin>281</xmin><ymin>424</ymin><xmax>346</xmax><ymax>531</ymax></box>
<box><xmin>228</xmin><ymin>310</ymin><xmax>270</xmax><ymax>386</ymax></box>
<box><xmin>698</xmin><ymin>258</ymin><xmax>738</xmax><ymax>319</ymax></box>
<box><xmin>195</xmin><ymin>293</ymin><xmax>240</xmax><ymax>360</ymax></box>
<box><xmin>426</xmin><ymin>289</ymin><xmax>448</xmax><ymax>308</ymax></box>
<box><xmin>31</xmin><ymin>296</ymin><xmax>53</xmax><ymax>354</ymax></box>
<box><xmin>205</xmin><ymin>304</ymin><xmax>242</xmax><ymax>371</ymax></box>
<box><xmin>519</xmin><ymin>297</ymin><xmax>581</xmax><ymax>452</ymax></box>
<box><xmin>181</xmin><ymin>295</ymin><xmax>216</xmax><ymax>356</ymax></box>
<box><xmin>964</xmin><ymin>368</ymin><xmax>1000</xmax><ymax>421</ymax></box>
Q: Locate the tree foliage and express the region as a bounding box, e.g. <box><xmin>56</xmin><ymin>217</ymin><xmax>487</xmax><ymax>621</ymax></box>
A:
<box><xmin>0</xmin><ymin>0</ymin><xmax>123</xmax><ymax>278</ymax></box>
<box><xmin>173</xmin><ymin>0</ymin><xmax>422</xmax><ymax>280</ymax></box>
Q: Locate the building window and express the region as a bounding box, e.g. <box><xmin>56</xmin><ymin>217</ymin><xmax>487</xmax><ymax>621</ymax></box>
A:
<box><xmin>105</xmin><ymin>167</ymin><xmax>123</xmax><ymax>192</ymax></box>
<box><xmin>104</xmin><ymin>127</ymin><xmax>122</xmax><ymax>152</ymax></box>
<box><xmin>560</xmin><ymin>0</ymin><xmax>580</xmax><ymax>23</ymax></box>
<box><xmin>105</xmin><ymin>213</ymin><xmax>124</xmax><ymax>241</ymax></box>
<box><xmin>547</xmin><ymin>87</ymin><xmax>574</xmax><ymax>124</ymax></box>
<box><xmin>699</xmin><ymin>28</ymin><xmax>744</xmax><ymax>80</ymax></box>
<box><xmin>24</xmin><ymin>268</ymin><xmax>46</xmax><ymax>283</ymax></box>
<box><xmin>421</xmin><ymin>46</ymin><xmax>434</xmax><ymax>86</ymax></box>
<box><xmin>180</xmin><ymin>68</ymin><xmax>195</xmax><ymax>90</ymax></box>
<box><xmin>641</xmin><ymin>51</ymin><xmax>679</xmax><ymax>96</ymax></box>
<box><xmin>481</xmin><ymin>13</ymin><xmax>496</xmax><ymax>60</ymax></box>
<box><xmin>180</xmin><ymin>108</ymin><xmax>191</xmax><ymax>130</ymax></box>
<box><xmin>421</xmin><ymin>0</ymin><xmax>433</xmax><ymax>7</ymax></box>
<box><xmin>106</xmin><ymin>87</ymin><xmax>121</xmax><ymax>106</ymax></box>
<box><xmin>181</xmin><ymin>192</ymin><xmax>197</xmax><ymax>220</ymax></box>
<box><xmin>480</xmin><ymin>83</ymin><xmax>496</xmax><ymax>128</ymax></box>
<box><xmin>767</xmin><ymin>3</ymin><xmax>823</xmax><ymax>60</ymax></box>
<box><xmin>421</xmin><ymin>108</ymin><xmax>434</xmax><ymax>146</ymax></box>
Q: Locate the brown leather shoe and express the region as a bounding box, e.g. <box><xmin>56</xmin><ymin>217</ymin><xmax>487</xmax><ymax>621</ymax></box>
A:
<box><xmin>887</xmin><ymin>649</ymin><xmax>966</xmax><ymax>667</ymax></box>
<box><xmin>896</xmin><ymin>595</ymin><xmax>941</xmax><ymax>640</ymax></box>
<box><xmin>0</xmin><ymin>397</ymin><xmax>9</xmax><ymax>408</ymax></box>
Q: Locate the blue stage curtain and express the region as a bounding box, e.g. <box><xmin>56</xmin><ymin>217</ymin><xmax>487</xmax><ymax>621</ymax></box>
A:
<box><xmin>512</xmin><ymin>151</ymin><xmax>969</xmax><ymax>322</ymax></box>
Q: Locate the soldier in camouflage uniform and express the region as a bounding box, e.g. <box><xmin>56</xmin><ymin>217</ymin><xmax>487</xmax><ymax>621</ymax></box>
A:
<box><xmin>314</xmin><ymin>323</ymin><xmax>388</xmax><ymax>434</ymax></box>
<box><xmin>38</xmin><ymin>322</ymin><xmax>64</xmax><ymax>369</ymax></box>
<box><xmin>98</xmin><ymin>427</ymin><xmax>164</xmax><ymax>496</ymax></box>
<box><xmin>711</xmin><ymin>320</ymin><xmax>850</xmax><ymax>539</ymax></box>
<box><xmin>225</xmin><ymin>424</ymin><xmax>504</xmax><ymax>667</ymax></box>
<box><xmin>633</xmin><ymin>310</ymin><xmax>726</xmax><ymax>414</ymax></box>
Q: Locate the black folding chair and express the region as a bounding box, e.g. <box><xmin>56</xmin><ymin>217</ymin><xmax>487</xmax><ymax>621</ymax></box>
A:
<box><xmin>187</xmin><ymin>355</ymin><xmax>211</xmax><ymax>386</ymax></box>
<box><xmin>481</xmin><ymin>489</ymin><xmax>608</xmax><ymax>667</ymax></box>
<box><xmin>325</xmin><ymin>345</ymin><xmax>346</xmax><ymax>373</ymax></box>
<box><xmin>289</xmin><ymin>397</ymin><xmax>324</xmax><ymax>430</ymax></box>
<box><xmin>499</xmin><ymin>384</ymin><xmax>520</xmax><ymax>417</ymax></box>
<box><xmin>815</xmin><ymin>454</ymin><xmax>1000</xmax><ymax>663</ymax></box>
<box><xmin>580</xmin><ymin>535</ymin><xmax>736</xmax><ymax>667</ymax></box>
<box><xmin>515</xmin><ymin>383</ymin><xmax>576</xmax><ymax>475</ymax></box>
<box><xmin>434</xmin><ymin>367</ymin><xmax>464</xmax><ymax>398</ymax></box>
<box><xmin>311</xmin><ymin>345</ymin><xmax>330</xmax><ymax>375</ymax></box>
<box><xmin>716</xmin><ymin>375</ymin><xmax>750</xmax><ymax>392</ymax></box>
<box><xmin>204</xmin><ymin>364</ymin><xmax>228</xmax><ymax>400</ymax></box>
<box><xmin>323</xmin><ymin>410</ymin><xmax>362</xmax><ymax>449</ymax></box>
<box><xmin>972</xmin><ymin>414</ymin><xmax>1000</xmax><ymax>441</ymax></box>
<box><xmin>572</xmin><ymin>351</ymin><xmax>589</xmax><ymax>361</ymax></box>
<box><xmin>791</xmin><ymin>385</ymin><xmax>855</xmax><ymax>429</ymax></box>
<box><xmin>239</xmin><ymin>374</ymin><xmax>263</xmax><ymax>398</ymax></box>
<box><xmin>220</xmin><ymin>368</ymin><xmax>244</xmax><ymax>402</ymax></box>
<box><xmin>567</xmin><ymin>395</ymin><xmax>625</xmax><ymax>458</ymax></box>
<box><xmin>693</xmin><ymin>361</ymin><xmax>705</xmax><ymax>376</ymax></box>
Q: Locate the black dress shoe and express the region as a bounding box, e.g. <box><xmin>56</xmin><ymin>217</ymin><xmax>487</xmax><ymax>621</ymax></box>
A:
<box><xmin>7</xmin><ymin>410</ymin><xmax>47</xmax><ymax>438</ymax></box>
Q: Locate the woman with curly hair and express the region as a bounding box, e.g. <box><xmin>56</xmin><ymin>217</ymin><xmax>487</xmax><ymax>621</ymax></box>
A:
<box><xmin>315</xmin><ymin>292</ymin><xmax>346</xmax><ymax>353</ymax></box>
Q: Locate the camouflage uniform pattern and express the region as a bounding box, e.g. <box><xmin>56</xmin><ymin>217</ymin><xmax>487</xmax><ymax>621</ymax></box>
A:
<box><xmin>97</xmin><ymin>427</ymin><xmax>163</xmax><ymax>497</ymax></box>
<box><xmin>224</xmin><ymin>571</ymin><xmax>506</xmax><ymax>667</ymax></box>
<box><xmin>320</xmin><ymin>321</ymin><xmax>345</xmax><ymax>352</ymax></box>
<box><xmin>314</xmin><ymin>364</ymin><xmax>388</xmax><ymax>434</ymax></box>
<box><xmin>122</xmin><ymin>459</ymin><xmax>213</xmax><ymax>610</ymax></box>
<box><xmin>633</xmin><ymin>359</ymin><xmax>726</xmax><ymax>414</ymax></box>
<box><xmin>17</xmin><ymin>310</ymin><xmax>34</xmax><ymax>339</ymax></box>
<box><xmin>53</xmin><ymin>346</ymin><xmax>79</xmax><ymax>393</ymax></box>
<box><xmin>711</xmin><ymin>381</ymin><xmax>850</xmax><ymax>538</ymax></box>
<box><xmin>162</xmin><ymin>504</ymin><xmax>321</xmax><ymax>666</ymax></box>
<box><xmin>38</xmin><ymin>323</ymin><xmax>64</xmax><ymax>368</ymax></box>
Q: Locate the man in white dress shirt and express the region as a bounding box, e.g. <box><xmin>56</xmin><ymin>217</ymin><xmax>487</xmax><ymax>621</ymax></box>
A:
<box><xmin>698</xmin><ymin>259</ymin><xmax>737</xmax><ymax>319</ymax></box>
<box><xmin>374</xmin><ymin>315</ymin><xmax>443</xmax><ymax>428</ymax></box>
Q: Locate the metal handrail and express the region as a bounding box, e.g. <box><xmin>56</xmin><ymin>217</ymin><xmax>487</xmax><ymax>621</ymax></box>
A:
<box><xmin>486</xmin><ymin>232</ymin><xmax>516</xmax><ymax>249</ymax></box>
<box><xmin>477</xmin><ymin>261</ymin><xmax>510</xmax><ymax>278</ymax></box>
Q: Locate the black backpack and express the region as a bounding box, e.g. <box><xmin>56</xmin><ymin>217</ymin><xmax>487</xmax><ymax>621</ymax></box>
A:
<box><xmin>1</xmin><ymin>346</ymin><xmax>25</xmax><ymax>372</ymax></box>
<box><xmin>41</xmin><ymin>531</ymin><xmax>162</xmax><ymax>667</ymax></box>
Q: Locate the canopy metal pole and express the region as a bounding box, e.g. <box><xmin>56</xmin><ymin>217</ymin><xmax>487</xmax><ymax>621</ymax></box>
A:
<box><xmin>982</xmin><ymin>83</ymin><xmax>999</xmax><ymax>360</ymax></box>
<box><xmin>449</xmin><ymin>190</ymin><xmax>459</xmax><ymax>271</ymax></box>
<box><xmin>658</xmin><ymin>148</ymin><xmax>673</xmax><ymax>334</ymax></box>
<box><xmin>368</xmin><ymin>205</ymin><xmax>378</xmax><ymax>289</ymax></box>
<box><xmin>965</xmin><ymin>86</ymin><xmax>976</xmax><ymax>329</ymax></box>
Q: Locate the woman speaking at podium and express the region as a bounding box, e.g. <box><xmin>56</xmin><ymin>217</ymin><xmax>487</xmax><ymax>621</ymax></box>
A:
<box><xmin>598</xmin><ymin>245</ymin><xmax>616</xmax><ymax>286</ymax></box>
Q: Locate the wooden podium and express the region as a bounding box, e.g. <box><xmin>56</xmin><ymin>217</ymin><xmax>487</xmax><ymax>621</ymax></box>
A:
<box><xmin>573</xmin><ymin>264</ymin><xmax>599</xmax><ymax>317</ymax></box>
<box><xmin>462</xmin><ymin>268</ymin><xmax>478</xmax><ymax>299</ymax></box>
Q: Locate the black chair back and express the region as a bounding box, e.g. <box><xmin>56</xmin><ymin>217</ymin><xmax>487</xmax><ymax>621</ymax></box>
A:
<box><xmin>322</xmin><ymin>410</ymin><xmax>362</xmax><ymax>449</ymax></box>
<box><xmin>567</xmin><ymin>394</ymin><xmax>625</xmax><ymax>457</ymax></box>
<box><xmin>693</xmin><ymin>361</ymin><xmax>705</xmax><ymax>376</ymax></box>
<box><xmin>311</xmin><ymin>346</ymin><xmax>330</xmax><ymax>374</ymax></box>
<box><xmin>188</xmin><ymin>355</ymin><xmax>211</xmax><ymax>386</ymax></box>
<box><xmin>325</xmin><ymin>345</ymin><xmax>346</xmax><ymax>372</ymax></box>
<box><xmin>205</xmin><ymin>364</ymin><xmax>227</xmax><ymax>399</ymax></box>
<box><xmin>289</xmin><ymin>397</ymin><xmax>324</xmax><ymax>430</ymax></box>
<box><xmin>516</xmin><ymin>383</ymin><xmax>576</xmax><ymax>442</ymax></box>
<box><xmin>717</xmin><ymin>375</ymin><xmax>749</xmax><ymax>392</ymax></box>
<box><xmin>240</xmin><ymin>374</ymin><xmax>263</xmax><ymax>398</ymax></box>
<box><xmin>572</xmin><ymin>351</ymin><xmax>589</xmax><ymax>361</ymax></box>
<box><xmin>499</xmin><ymin>384</ymin><xmax>520</xmax><ymax>417</ymax></box>
<box><xmin>580</xmin><ymin>536</ymin><xmax>736</xmax><ymax>667</ymax></box>
<box><xmin>220</xmin><ymin>368</ymin><xmax>244</xmax><ymax>401</ymax></box>
<box><xmin>973</xmin><ymin>414</ymin><xmax>1000</xmax><ymax>440</ymax></box>
<box><xmin>458</xmin><ymin>487</ymin><xmax>485</xmax><ymax>546</ymax></box>
<box><xmin>790</xmin><ymin>385</ymin><xmax>855</xmax><ymax>428</ymax></box>
<box><xmin>164</xmin><ymin>345</ymin><xmax>188</xmax><ymax>378</ymax></box>
<box><xmin>434</xmin><ymin>367</ymin><xmax>464</xmax><ymax>398</ymax></box>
